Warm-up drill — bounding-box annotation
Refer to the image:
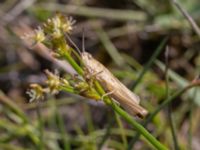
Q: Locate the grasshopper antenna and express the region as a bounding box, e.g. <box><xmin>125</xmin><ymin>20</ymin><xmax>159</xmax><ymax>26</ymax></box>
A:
<box><xmin>82</xmin><ymin>28</ymin><xmax>86</xmax><ymax>52</ymax></box>
<box><xmin>65</xmin><ymin>33</ymin><xmax>82</xmax><ymax>55</ymax></box>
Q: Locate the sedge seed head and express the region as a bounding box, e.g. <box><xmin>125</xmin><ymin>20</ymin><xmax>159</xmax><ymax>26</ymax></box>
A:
<box><xmin>45</xmin><ymin>70</ymin><xmax>61</xmax><ymax>94</ymax></box>
<box><xmin>21</xmin><ymin>26</ymin><xmax>45</xmax><ymax>45</ymax></box>
<box><xmin>26</xmin><ymin>84</ymin><xmax>46</xmax><ymax>102</ymax></box>
<box><xmin>43</xmin><ymin>14</ymin><xmax>75</xmax><ymax>38</ymax></box>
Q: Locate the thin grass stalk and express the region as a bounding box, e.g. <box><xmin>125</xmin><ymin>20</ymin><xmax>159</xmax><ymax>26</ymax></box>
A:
<box><xmin>0</xmin><ymin>91</ymin><xmax>29</xmax><ymax>123</ymax></box>
<box><xmin>36</xmin><ymin>102</ymin><xmax>45</xmax><ymax>150</ymax></box>
<box><xmin>0</xmin><ymin>91</ymin><xmax>41</xmax><ymax>145</ymax></box>
<box><xmin>131</xmin><ymin>37</ymin><xmax>168</xmax><ymax>90</ymax></box>
<box><xmin>83</xmin><ymin>104</ymin><xmax>95</xmax><ymax>133</ymax></box>
<box><xmin>171</xmin><ymin>0</ymin><xmax>200</xmax><ymax>38</ymax></box>
<box><xmin>95</xmin><ymin>28</ymin><xmax>125</xmax><ymax>67</ymax></box>
<box><xmin>55</xmin><ymin>105</ymin><xmax>71</xmax><ymax>150</ymax></box>
<box><xmin>188</xmin><ymin>88</ymin><xmax>197</xmax><ymax>150</ymax></box>
<box><xmin>63</xmin><ymin>52</ymin><xmax>84</xmax><ymax>75</ymax></box>
<box><xmin>188</xmin><ymin>102</ymin><xmax>193</xmax><ymax>150</ymax></box>
<box><xmin>128</xmin><ymin>81</ymin><xmax>200</xmax><ymax>149</ymax></box>
<box><xmin>111</xmin><ymin>102</ymin><xmax>168</xmax><ymax>150</ymax></box>
<box><xmin>115</xmin><ymin>112</ymin><xmax>128</xmax><ymax>148</ymax></box>
<box><xmin>98</xmin><ymin>117</ymin><xmax>115</xmax><ymax>149</ymax></box>
<box><xmin>165</xmin><ymin>47</ymin><xmax>179</xmax><ymax>150</ymax></box>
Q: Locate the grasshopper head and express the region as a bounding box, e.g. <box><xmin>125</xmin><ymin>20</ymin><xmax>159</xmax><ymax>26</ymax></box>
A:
<box><xmin>81</xmin><ymin>52</ymin><xmax>102</xmax><ymax>73</ymax></box>
<box><xmin>81</xmin><ymin>52</ymin><xmax>93</xmax><ymax>61</ymax></box>
<box><xmin>81</xmin><ymin>52</ymin><xmax>94</xmax><ymax>67</ymax></box>
<box><xmin>81</xmin><ymin>52</ymin><xmax>94</xmax><ymax>71</ymax></box>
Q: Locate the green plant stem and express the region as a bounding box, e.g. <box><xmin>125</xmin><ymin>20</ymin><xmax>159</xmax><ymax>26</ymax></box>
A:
<box><xmin>63</xmin><ymin>52</ymin><xmax>84</xmax><ymax>75</ymax></box>
<box><xmin>128</xmin><ymin>81</ymin><xmax>200</xmax><ymax>149</ymax></box>
<box><xmin>94</xmin><ymin>80</ymin><xmax>168</xmax><ymax>150</ymax></box>
<box><xmin>60</xmin><ymin>86</ymin><xmax>78</xmax><ymax>94</ymax></box>
<box><xmin>62</xmin><ymin>45</ymin><xmax>168</xmax><ymax>149</ymax></box>
<box><xmin>168</xmin><ymin>106</ymin><xmax>179</xmax><ymax>150</ymax></box>
<box><xmin>111</xmin><ymin>102</ymin><xmax>168</xmax><ymax>150</ymax></box>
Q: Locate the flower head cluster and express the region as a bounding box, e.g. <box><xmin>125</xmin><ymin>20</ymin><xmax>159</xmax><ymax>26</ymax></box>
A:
<box><xmin>26</xmin><ymin>84</ymin><xmax>46</xmax><ymax>102</ymax></box>
<box><xmin>27</xmin><ymin>70</ymin><xmax>69</xmax><ymax>102</ymax></box>
<box><xmin>43</xmin><ymin>14</ymin><xmax>75</xmax><ymax>38</ymax></box>
<box><xmin>23</xmin><ymin>13</ymin><xmax>75</xmax><ymax>56</ymax></box>
<box><xmin>45</xmin><ymin>70</ymin><xmax>63</xmax><ymax>94</ymax></box>
<box><xmin>33</xmin><ymin>27</ymin><xmax>45</xmax><ymax>43</ymax></box>
<box><xmin>22</xmin><ymin>26</ymin><xmax>45</xmax><ymax>45</ymax></box>
<box><xmin>26</xmin><ymin>14</ymin><xmax>101</xmax><ymax>103</ymax></box>
<box><xmin>27</xmin><ymin>69</ymin><xmax>101</xmax><ymax>102</ymax></box>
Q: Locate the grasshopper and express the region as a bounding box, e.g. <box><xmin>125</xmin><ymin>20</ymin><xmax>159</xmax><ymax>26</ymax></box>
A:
<box><xmin>66</xmin><ymin>34</ymin><xmax>148</xmax><ymax>118</ymax></box>
<box><xmin>81</xmin><ymin>52</ymin><xmax>148</xmax><ymax>118</ymax></box>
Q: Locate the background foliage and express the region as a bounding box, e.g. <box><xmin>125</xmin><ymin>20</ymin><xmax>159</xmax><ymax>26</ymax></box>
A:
<box><xmin>0</xmin><ymin>0</ymin><xmax>199</xmax><ymax>149</ymax></box>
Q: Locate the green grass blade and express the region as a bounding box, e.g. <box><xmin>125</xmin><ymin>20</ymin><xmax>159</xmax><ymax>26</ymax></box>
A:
<box><xmin>131</xmin><ymin>37</ymin><xmax>168</xmax><ymax>90</ymax></box>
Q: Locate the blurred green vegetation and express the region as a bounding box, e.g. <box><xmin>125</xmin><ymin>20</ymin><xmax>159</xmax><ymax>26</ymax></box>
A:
<box><xmin>0</xmin><ymin>0</ymin><xmax>200</xmax><ymax>150</ymax></box>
